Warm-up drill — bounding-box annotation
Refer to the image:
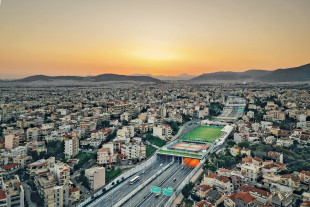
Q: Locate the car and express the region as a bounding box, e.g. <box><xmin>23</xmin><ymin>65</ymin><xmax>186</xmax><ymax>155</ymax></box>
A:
<box><xmin>173</xmin><ymin>178</ymin><xmax>177</xmax><ymax>182</ymax></box>
<box><xmin>141</xmin><ymin>170</ymin><xmax>145</xmax><ymax>174</ymax></box>
<box><xmin>181</xmin><ymin>167</ymin><xmax>184</xmax><ymax>170</ymax></box>
<box><xmin>159</xmin><ymin>163</ymin><xmax>163</xmax><ymax>167</ymax></box>
<box><xmin>155</xmin><ymin>193</ymin><xmax>160</xmax><ymax>198</ymax></box>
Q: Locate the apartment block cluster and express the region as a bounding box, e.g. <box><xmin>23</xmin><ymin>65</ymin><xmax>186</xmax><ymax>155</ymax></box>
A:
<box><xmin>0</xmin><ymin>83</ymin><xmax>309</xmax><ymax>206</ymax></box>
<box><xmin>233</xmin><ymin>120</ymin><xmax>310</xmax><ymax>147</ymax></box>
<box><xmin>194</xmin><ymin>158</ymin><xmax>310</xmax><ymax>207</ymax></box>
<box><xmin>245</xmin><ymin>89</ymin><xmax>310</xmax><ymax>129</ymax></box>
<box><xmin>0</xmin><ymin>85</ymin><xmax>217</xmax><ymax>206</ymax></box>
<box><xmin>26</xmin><ymin>157</ymin><xmax>81</xmax><ymax>206</ymax></box>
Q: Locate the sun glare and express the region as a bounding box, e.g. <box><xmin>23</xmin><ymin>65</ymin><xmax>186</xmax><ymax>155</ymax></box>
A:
<box><xmin>131</xmin><ymin>49</ymin><xmax>177</xmax><ymax>61</ymax></box>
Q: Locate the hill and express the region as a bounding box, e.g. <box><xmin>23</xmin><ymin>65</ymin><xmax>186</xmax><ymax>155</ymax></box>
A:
<box><xmin>191</xmin><ymin>63</ymin><xmax>310</xmax><ymax>82</ymax></box>
<box><xmin>11</xmin><ymin>74</ymin><xmax>162</xmax><ymax>83</ymax></box>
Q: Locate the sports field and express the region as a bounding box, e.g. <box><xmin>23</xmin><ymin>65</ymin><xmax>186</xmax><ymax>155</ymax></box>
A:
<box><xmin>181</xmin><ymin>126</ymin><xmax>223</xmax><ymax>143</ymax></box>
<box><xmin>170</xmin><ymin>142</ymin><xmax>210</xmax><ymax>152</ymax></box>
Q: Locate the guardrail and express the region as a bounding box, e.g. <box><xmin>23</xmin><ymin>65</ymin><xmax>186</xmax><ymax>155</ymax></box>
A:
<box><xmin>114</xmin><ymin>161</ymin><xmax>174</xmax><ymax>207</ymax></box>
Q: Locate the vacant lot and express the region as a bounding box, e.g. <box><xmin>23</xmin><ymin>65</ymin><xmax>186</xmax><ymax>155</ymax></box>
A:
<box><xmin>181</xmin><ymin>126</ymin><xmax>223</xmax><ymax>143</ymax></box>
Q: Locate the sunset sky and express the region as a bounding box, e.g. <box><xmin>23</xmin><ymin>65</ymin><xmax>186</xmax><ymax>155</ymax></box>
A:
<box><xmin>0</xmin><ymin>0</ymin><xmax>309</xmax><ymax>78</ymax></box>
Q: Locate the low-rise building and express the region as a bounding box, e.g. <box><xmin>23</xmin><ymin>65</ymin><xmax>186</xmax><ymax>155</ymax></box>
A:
<box><xmin>239</xmin><ymin>185</ymin><xmax>271</xmax><ymax>206</ymax></box>
<box><xmin>153</xmin><ymin>125</ymin><xmax>172</xmax><ymax>140</ymax></box>
<box><xmin>12</xmin><ymin>155</ymin><xmax>32</xmax><ymax>168</ymax></box>
<box><xmin>121</xmin><ymin>141</ymin><xmax>146</xmax><ymax>161</ymax></box>
<box><xmin>235</xmin><ymin>191</ymin><xmax>257</xmax><ymax>206</ymax></box>
<box><xmin>1</xmin><ymin>163</ymin><xmax>21</xmax><ymax>177</ymax></box>
<box><xmin>69</xmin><ymin>187</ymin><xmax>80</xmax><ymax>203</ymax></box>
<box><xmin>270</xmin><ymin>184</ymin><xmax>294</xmax><ymax>207</ymax></box>
<box><xmin>97</xmin><ymin>143</ymin><xmax>118</xmax><ymax>166</ymax></box>
<box><xmin>300</xmin><ymin>170</ymin><xmax>310</xmax><ymax>184</ymax></box>
<box><xmin>280</xmin><ymin>174</ymin><xmax>301</xmax><ymax>191</ymax></box>
<box><xmin>202</xmin><ymin>174</ymin><xmax>233</xmax><ymax>195</ymax></box>
<box><xmin>240</xmin><ymin>148</ymin><xmax>251</xmax><ymax>157</ymax></box>
<box><xmin>230</xmin><ymin>146</ymin><xmax>241</xmax><ymax>156</ymax></box>
<box><xmin>240</xmin><ymin>163</ymin><xmax>260</xmax><ymax>186</ymax></box>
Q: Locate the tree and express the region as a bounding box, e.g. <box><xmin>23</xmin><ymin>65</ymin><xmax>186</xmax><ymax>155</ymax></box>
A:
<box><xmin>238</xmin><ymin>141</ymin><xmax>250</xmax><ymax>149</ymax></box>
<box><xmin>182</xmin><ymin>182</ymin><xmax>195</xmax><ymax>199</ymax></box>
<box><xmin>208</xmin><ymin>164</ymin><xmax>217</xmax><ymax>172</ymax></box>
<box><xmin>30</xmin><ymin>151</ymin><xmax>39</xmax><ymax>161</ymax></box>
<box><xmin>81</xmin><ymin>176</ymin><xmax>90</xmax><ymax>189</ymax></box>
<box><xmin>122</xmin><ymin>120</ymin><xmax>129</xmax><ymax>126</ymax></box>
<box><xmin>226</xmin><ymin>140</ymin><xmax>236</xmax><ymax>148</ymax></box>
<box><xmin>166</xmin><ymin>121</ymin><xmax>179</xmax><ymax>136</ymax></box>
<box><xmin>191</xmin><ymin>193</ymin><xmax>201</xmax><ymax>202</ymax></box>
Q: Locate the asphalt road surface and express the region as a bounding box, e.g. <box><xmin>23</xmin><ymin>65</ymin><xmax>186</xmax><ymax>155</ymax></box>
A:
<box><xmin>121</xmin><ymin>162</ymin><xmax>182</xmax><ymax>207</ymax></box>
<box><xmin>134</xmin><ymin>164</ymin><xmax>193</xmax><ymax>207</ymax></box>
<box><xmin>90</xmin><ymin>160</ymin><xmax>170</xmax><ymax>207</ymax></box>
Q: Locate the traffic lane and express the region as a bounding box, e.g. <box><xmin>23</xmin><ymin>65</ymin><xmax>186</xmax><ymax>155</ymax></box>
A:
<box><xmin>92</xmin><ymin>160</ymin><xmax>163</xmax><ymax>207</ymax></box>
<box><xmin>91</xmin><ymin>160</ymin><xmax>169</xmax><ymax>207</ymax></box>
<box><xmin>93</xmin><ymin>163</ymin><xmax>162</xmax><ymax>207</ymax></box>
<box><xmin>139</xmin><ymin>166</ymin><xmax>192</xmax><ymax>207</ymax></box>
<box><xmin>157</xmin><ymin>166</ymin><xmax>193</xmax><ymax>206</ymax></box>
<box><xmin>122</xmin><ymin>162</ymin><xmax>181</xmax><ymax>207</ymax></box>
<box><xmin>95</xmin><ymin>161</ymin><xmax>164</xmax><ymax>207</ymax></box>
<box><xmin>138</xmin><ymin>165</ymin><xmax>193</xmax><ymax>207</ymax></box>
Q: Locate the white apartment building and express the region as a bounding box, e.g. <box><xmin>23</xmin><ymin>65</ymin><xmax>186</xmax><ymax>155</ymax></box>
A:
<box><xmin>26</xmin><ymin>127</ymin><xmax>39</xmax><ymax>141</ymax></box>
<box><xmin>64</xmin><ymin>137</ymin><xmax>79</xmax><ymax>158</ymax></box>
<box><xmin>121</xmin><ymin>141</ymin><xmax>146</xmax><ymax>161</ymax></box>
<box><xmin>153</xmin><ymin>125</ymin><xmax>172</xmax><ymax>140</ymax></box>
<box><xmin>240</xmin><ymin>163</ymin><xmax>260</xmax><ymax>186</ymax></box>
<box><xmin>117</xmin><ymin>126</ymin><xmax>135</xmax><ymax>138</ymax></box>
<box><xmin>53</xmin><ymin>162</ymin><xmax>70</xmax><ymax>186</ymax></box>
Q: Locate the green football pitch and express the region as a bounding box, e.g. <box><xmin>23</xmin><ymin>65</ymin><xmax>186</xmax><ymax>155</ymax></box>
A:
<box><xmin>181</xmin><ymin>126</ymin><xmax>223</xmax><ymax>143</ymax></box>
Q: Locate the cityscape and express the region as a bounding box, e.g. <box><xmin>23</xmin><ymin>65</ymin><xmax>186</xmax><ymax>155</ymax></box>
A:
<box><xmin>0</xmin><ymin>1</ymin><xmax>310</xmax><ymax>207</ymax></box>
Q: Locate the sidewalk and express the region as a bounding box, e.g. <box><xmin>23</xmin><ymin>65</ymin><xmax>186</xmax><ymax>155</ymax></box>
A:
<box><xmin>170</xmin><ymin>168</ymin><xmax>204</xmax><ymax>207</ymax></box>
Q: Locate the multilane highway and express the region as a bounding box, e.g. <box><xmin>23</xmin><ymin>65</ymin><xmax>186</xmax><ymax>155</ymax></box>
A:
<box><xmin>130</xmin><ymin>164</ymin><xmax>193</xmax><ymax>207</ymax></box>
<box><xmin>90</xmin><ymin>160</ymin><xmax>171</xmax><ymax>207</ymax></box>
<box><xmin>121</xmin><ymin>161</ymin><xmax>192</xmax><ymax>207</ymax></box>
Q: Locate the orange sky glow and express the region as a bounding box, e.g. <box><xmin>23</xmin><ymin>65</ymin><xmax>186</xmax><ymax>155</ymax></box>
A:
<box><xmin>0</xmin><ymin>0</ymin><xmax>309</xmax><ymax>78</ymax></box>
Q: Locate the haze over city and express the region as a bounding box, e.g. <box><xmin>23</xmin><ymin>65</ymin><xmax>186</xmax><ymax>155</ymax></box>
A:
<box><xmin>0</xmin><ymin>0</ymin><xmax>310</xmax><ymax>78</ymax></box>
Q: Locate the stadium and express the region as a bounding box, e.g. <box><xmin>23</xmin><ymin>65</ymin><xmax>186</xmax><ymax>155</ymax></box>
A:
<box><xmin>158</xmin><ymin>124</ymin><xmax>232</xmax><ymax>160</ymax></box>
<box><xmin>180</xmin><ymin>126</ymin><xmax>224</xmax><ymax>143</ymax></box>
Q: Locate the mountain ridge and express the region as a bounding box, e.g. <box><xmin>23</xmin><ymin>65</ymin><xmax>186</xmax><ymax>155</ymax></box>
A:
<box><xmin>7</xmin><ymin>74</ymin><xmax>162</xmax><ymax>83</ymax></box>
<box><xmin>1</xmin><ymin>63</ymin><xmax>309</xmax><ymax>83</ymax></box>
<box><xmin>131</xmin><ymin>73</ymin><xmax>197</xmax><ymax>80</ymax></box>
<box><xmin>191</xmin><ymin>63</ymin><xmax>310</xmax><ymax>82</ymax></box>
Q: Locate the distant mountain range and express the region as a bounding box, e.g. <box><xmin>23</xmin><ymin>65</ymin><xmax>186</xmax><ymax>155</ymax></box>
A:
<box><xmin>1</xmin><ymin>63</ymin><xmax>309</xmax><ymax>85</ymax></box>
<box><xmin>191</xmin><ymin>63</ymin><xmax>310</xmax><ymax>82</ymax></box>
<box><xmin>8</xmin><ymin>74</ymin><xmax>162</xmax><ymax>83</ymax></box>
<box><xmin>132</xmin><ymin>73</ymin><xmax>197</xmax><ymax>80</ymax></box>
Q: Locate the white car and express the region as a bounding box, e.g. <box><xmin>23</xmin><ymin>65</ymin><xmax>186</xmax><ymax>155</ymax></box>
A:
<box><xmin>159</xmin><ymin>163</ymin><xmax>163</xmax><ymax>167</ymax></box>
